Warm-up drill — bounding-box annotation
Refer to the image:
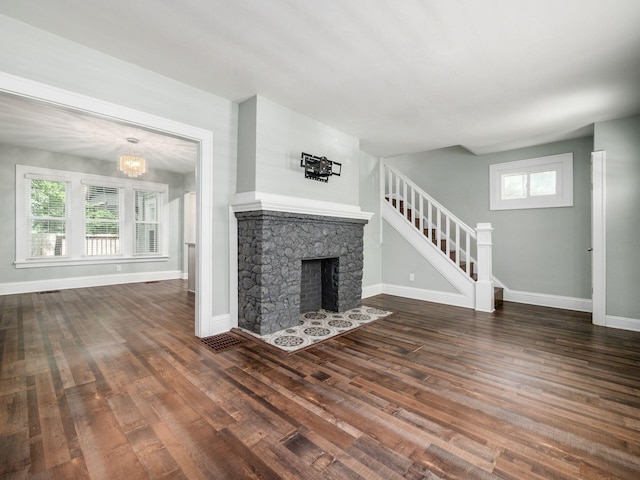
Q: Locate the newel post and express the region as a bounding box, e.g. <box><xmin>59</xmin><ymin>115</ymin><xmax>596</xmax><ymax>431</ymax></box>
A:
<box><xmin>475</xmin><ymin>223</ymin><xmax>494</xmax><ymax>312</ymax></box>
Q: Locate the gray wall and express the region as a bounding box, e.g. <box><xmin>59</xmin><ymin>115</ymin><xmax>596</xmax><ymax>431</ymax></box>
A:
<box><xmin>236</xmin><ymin>96</ymin><xmax>257</xmax><ymax>194</ymax></box>
<box><xmin>0</xmin><ymin>144</ymin><xmax>185</xmax><ymax>283</ymax></box>
<box><xmin>382</xmin><ymin>223</ymin><xmax>457</xmax><ymax>292</ymax></box>
<box><xmin>183</xmin><ymin>171</ymin><xmax>196</xmax><ymax>193</ymax></box>
<box><xmin>594</xmin><ymin>115</ymin><xmax>640</xmax><ymax>320</ymax></box>
<box><xmin>241</xmin><ymin>95</ymin><xmax>361</xmax><ymax>206</ymax></box>
<box><xmin>385</xmin><ymin>137</ymin><xmax>593</xmax><ymax>299</ymax></box>
<box><xmin>0</xmin><ymin>14</ymin><xmax>237</xmax><ymax>316</ymax></box>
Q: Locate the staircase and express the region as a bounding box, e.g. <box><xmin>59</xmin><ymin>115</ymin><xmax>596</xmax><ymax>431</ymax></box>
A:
<box><xmin>382</xmin><ymin>162</ymin><xmax>503</xmax><ymax>311</ymax></box>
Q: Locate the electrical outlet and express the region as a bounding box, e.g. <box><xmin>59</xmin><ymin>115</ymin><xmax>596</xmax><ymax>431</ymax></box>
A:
<box><xmin>409</xmin><ymin>273</ymin><xmax>415</xmax><ymax>281</ymax></box>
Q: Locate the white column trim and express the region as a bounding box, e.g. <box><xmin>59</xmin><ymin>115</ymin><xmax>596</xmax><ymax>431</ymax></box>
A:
<box><xmin>228</xmin><ymin>205</ymin><xmax>239</xmax><ymax>332</ymax></box>
<box><xmin>591</xmin><ymin>151</ymin><xmax>606</xmax><ymax>326</ymax></box>
<box><xmin>475</xmin><ymin>222</ymin><xmax>495</xmax><ymax>313</ymax></box>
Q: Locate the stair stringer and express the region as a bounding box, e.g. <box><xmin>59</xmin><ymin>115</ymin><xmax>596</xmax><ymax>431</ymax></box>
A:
<box><xmin>382</xmin><ymin>201</ymin><xmax>475</xmax><ymax>309</ymax></box>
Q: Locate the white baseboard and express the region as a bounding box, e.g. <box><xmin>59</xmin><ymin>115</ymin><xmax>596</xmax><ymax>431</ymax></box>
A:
<box><xmin>605</xmin><ymin>315</ymin><xmax>640</xmax><ymax>332</ymax></box>
<box><xmin>365</xmin><ymin>282</ymin><xmax>593</xmax><ymax>315</ymax></box>
<box><xmin>362</xmin><ymin>283</ymin><xmax>384</xmax><ymax>298</ymax></box>
<box><xmin>199</xmin><ymin>313</ymin><xmax>233</xmax><ymax>338</ymax></box>
<box><xmin>503</xmin><ymin>288</ymin><xmax>592</xmax><ymax>312</ymax></box>
<box><xmin>381</xmin><ymin>283</ymin><xmax>474</xmax><ymax>309</ymax></box>
<box><xmin>0</xmin><ymin>270</ymin><xmax>183</xmax><ymax>296</ymax></box>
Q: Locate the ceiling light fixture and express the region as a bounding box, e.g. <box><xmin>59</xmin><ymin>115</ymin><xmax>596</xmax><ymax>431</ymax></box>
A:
<box><xmin>118</xmin><ymin>137</ymin><xmax>148</xmax><ymax>178</ymax></box>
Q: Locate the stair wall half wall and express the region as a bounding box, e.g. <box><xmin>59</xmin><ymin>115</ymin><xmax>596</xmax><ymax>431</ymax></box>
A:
<box><xmin>381</xmin><ymin>222</ymin><xmax>459</xmax><ymax>294</ymax></box>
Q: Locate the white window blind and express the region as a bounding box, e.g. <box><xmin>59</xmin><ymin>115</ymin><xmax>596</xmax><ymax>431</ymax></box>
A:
<box><xmin>135</xmin><ymin>190</ymin><xmax>160</xmax><ymax>255</ymax></box>
<box><xmin>84</xmin><ymin>185</ymin><xmax>121</xmax><ymax>256</ymax></box>
<box><xmin>28</xmin><ymin>179</ymin><xmax>68</xmax><ymax>258</ymax></box>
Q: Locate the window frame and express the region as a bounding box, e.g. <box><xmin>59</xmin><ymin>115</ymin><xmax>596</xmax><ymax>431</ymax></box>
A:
<box><xmin>83</xmin><ymin>182</ymin><xmax>124</xmax><ymax>257</ymax></box>
<box><xmin>489</xmin><ymin>153</ymin><xmax>573</xmax><ymax>211</ymax></box>
<box><xmin>15</xmin><ymin>165</ymin><xmax>169</xmax><ymax>268</ymax></box>
<box><xmin>134</xmin><ymin>189</ymin><xmax>162</xmax><ymax>256</ymax></box>
<box><xmin>26</xmin><ymin>176</ymin><xmax>70</xmax><ymax>259</ymax></box>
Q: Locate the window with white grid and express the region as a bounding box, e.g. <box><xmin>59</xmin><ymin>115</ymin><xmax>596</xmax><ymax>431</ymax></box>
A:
<box><xmin>16</xmin><ymin>165</ymin><xmax>168</xmax><ymax>267</ymax></box>
<box><xmin>28</xmin><ymin>178</ymin><xmax>68</xmax><ymax>258</ymax></box>
<box><xmin>134</xmin><ymin>190</ymin><xmax>161</xmax><ymax>255</ymax></box>
<box><xmin>490</xmin><ymin>153</ymin><xmax>573</xmax><ymax>211</ymax></box>
<box><xmin>84</xmin><ymin>184</ymin><xmax>121</xmax><ymax>256</ymax></box>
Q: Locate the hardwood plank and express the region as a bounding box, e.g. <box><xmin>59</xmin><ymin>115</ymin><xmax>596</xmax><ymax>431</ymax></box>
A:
<box><xmin>0</xmin><ymin>431</ymin><xmax>29</xmax><ymax>476</ymax></box>
<box><xmin>125</xmin><ymin>424</ymin><xmax>187</xmax><ymax>480</ymax></box>
<box><xmin>2</xmin><ymin>282</ymin><xmax>640</xmax><ymax>479</ymax></box>
<box><xmin>65</xmin><ymin>382</ymin><xmax>147</xmax><ymax>479</ymax></box>
<box><xmin>0</xmin><ymin>390</ymin><xmax>27</xmax><ymax>436</ymax></box>
<box><xmin>146</xmin><ymin>390</ymin><xmax>261</xmax><ymax>478</ymax></box>
<box><xmin>46</xmin><ymin>457</ymin><xmax>91</xmax><ymax>480</ymax></box>
<box><xmin>35</xmin><ymin>372</ymin><xmax>71</xmax><ymax>469</ymax></box>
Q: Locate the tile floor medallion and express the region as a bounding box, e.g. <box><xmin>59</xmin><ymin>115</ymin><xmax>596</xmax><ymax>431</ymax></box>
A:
<box><xmin>240</xmin><ymin>306</ymin><xmax>392</xmax><ymax>353</ymax></box>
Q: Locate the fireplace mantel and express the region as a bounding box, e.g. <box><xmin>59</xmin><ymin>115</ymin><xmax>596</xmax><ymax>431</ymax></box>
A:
<box><xmin>232</xmin><ymin>192</ymin><xmax>372</xmax><ymax>335</ymax></box>
<box><xmin>232</xmin><ymin>191</ymin><xmax>374</xmax><ymax>221</ymax></box>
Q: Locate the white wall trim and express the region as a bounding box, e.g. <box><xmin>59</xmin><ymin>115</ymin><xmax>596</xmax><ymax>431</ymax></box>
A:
<box><xmin>503</xmin><ymin>288</ymin><xmax>592</xmax><ymax>312</ymax></box>
<box><xmin>363</xmin><ymin>280</ymin><xmax>592</xmax><ymax>314</ymax></box>
<box><xmin>604</xmin><ymin>315</ymin><xmax>640</xmax><ymax>333</ymax></box>
<box><xmin>591</xmin><ymin>151</ymin><xmax>607</xmax><ymax>326</ymax></box>
<box><xmin>228</xmin><ymin>205</ymin><xmax>239</xmax><ymax>332</ymax></box>
<box><xmin>15</xmin><ymin>256</ymin><xmax>170</xmax><ymax>269</ymax></box>
<box><xmin>0</xmin><ymin>270</ymin><xmax>182</xmax><ymax>296</ymax></box>
<box><xmin>381</xmin><ymin>283</ymin><xmax>474</xmax><ymax>309</ymax></box>
<box><xmin>232</xmin><ymin>191</ymin><xmax>374</xmax><ymax>220</ymax></box>
<box><xmin>0</xmin><ymin>71</ymin><xmax>214</xmax><ymax>339</ymax></box>
<box><xmin>362</xmin><ymin>283</ymin><xmax>384</xmax><ymax>299</ymax></box>
<box><xmin>202</xmin><ymin>313</ymin><xmax>233</xmax><ymax>338</ymax></box>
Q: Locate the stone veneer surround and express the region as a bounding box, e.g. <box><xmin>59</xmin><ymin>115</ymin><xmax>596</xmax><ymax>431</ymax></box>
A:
<box><xmin>236</xmin><ymin>210</ymin><xmax>368</xmax><ymax>335</ymax></box>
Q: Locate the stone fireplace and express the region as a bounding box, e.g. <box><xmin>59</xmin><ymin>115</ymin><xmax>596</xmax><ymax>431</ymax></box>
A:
<box><xmin>236</xmin><ymin>210</ymin><xmax>369</xmax><ymax>335</ymax></box>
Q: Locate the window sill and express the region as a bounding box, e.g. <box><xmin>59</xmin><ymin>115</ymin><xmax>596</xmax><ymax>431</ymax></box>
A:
<box><xmin>14</xmin><ymin>256</ymin><xmax>169</xmax><ymax>269</ymax></box>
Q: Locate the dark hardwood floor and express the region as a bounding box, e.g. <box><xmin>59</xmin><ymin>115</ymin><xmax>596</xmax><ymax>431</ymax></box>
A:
<box><xmin>1</xmin><ymin>280</ymin><xmax>640</xmax><ymax>479</ymax></box>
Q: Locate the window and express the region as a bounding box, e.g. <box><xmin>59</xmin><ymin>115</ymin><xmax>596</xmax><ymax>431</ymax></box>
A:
<box><xmin>28</xmin><ymin>179</ymin><xmax>68</xmax><ymax>258</ymax></box>
<box><xmin>84</xmin><ymin>184</ymin><xmax>121</xmax><ymax>256</ymax></box>
<box><xmin>135</xmin><ymin>190</ymin><xmax>160</xmax><ymax>255</ymax></box>
<box><xmin>16</xmin><ymin>165</ymin><xmax>168</xmax><ymax>267</ymax></box>
<box><xmin>489</xmin><ymin>153</ymin><xmax>573</xmax><ymax>210</ymax></box>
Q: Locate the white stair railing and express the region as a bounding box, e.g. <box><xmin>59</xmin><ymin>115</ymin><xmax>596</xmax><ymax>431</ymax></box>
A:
<box><xmin>382</xmin><ymin>162</ymin><xmax>494</xmax><ymax>311</ymax></box>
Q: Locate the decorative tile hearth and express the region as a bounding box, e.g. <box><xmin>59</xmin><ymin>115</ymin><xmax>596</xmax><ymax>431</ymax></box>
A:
<box><xmin>238</xmin><ymin>306</ymin><xmax>392</xmax><ymax>353</ymax></box>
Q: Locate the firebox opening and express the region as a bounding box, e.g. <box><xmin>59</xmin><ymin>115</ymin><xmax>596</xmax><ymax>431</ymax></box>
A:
<box><xmin>300</xmin><ymin>257</ymin><xmax>339</xmax><ymax>314</ymax></box>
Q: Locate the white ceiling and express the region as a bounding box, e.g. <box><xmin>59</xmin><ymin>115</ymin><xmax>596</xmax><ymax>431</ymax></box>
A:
<box><xmin>0</xmin><ymin>93</ymin><xmax>198</xmax><ymax>173</ymax></box>
<box><xmin>1</xmin><ymin>0</ymin><xmax>640</xmax><ymax>159</ymax></box>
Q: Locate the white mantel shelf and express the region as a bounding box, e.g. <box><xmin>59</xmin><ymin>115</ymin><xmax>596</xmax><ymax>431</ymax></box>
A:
<box><xmin>231</xmin><ymin>191</ymin><xmax>374</xmax><ymax>221</ymax></box>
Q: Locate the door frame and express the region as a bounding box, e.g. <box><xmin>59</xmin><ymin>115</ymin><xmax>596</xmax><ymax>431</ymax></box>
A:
<box><xmin>0</xmin><ymin>71</ymin><xmax>215</xmax><ymax>337</ymax></box>
<box><xmin>591</xmin><ymin>150</ymin><xmax>606</xmax><ymax>326</ymax></box>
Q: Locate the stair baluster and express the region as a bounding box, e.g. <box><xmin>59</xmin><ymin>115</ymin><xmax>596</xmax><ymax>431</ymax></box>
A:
<box><xmin>382</xmin><ymin>162</ymin><xmax>500</xmax><ymax>311</ymax></box>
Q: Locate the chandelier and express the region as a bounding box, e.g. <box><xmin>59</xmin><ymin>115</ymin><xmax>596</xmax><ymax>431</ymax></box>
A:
<box><xmin>118</xmin><ymin>138</ymin><xmax>148</xmax><ymax>178</ymax></box>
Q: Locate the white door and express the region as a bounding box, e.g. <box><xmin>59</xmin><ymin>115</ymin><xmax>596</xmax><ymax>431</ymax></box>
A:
<box><xmin>591</xmin><ymin>151</ymin><xmax>606</xmax><ymax>326</ymax></box>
